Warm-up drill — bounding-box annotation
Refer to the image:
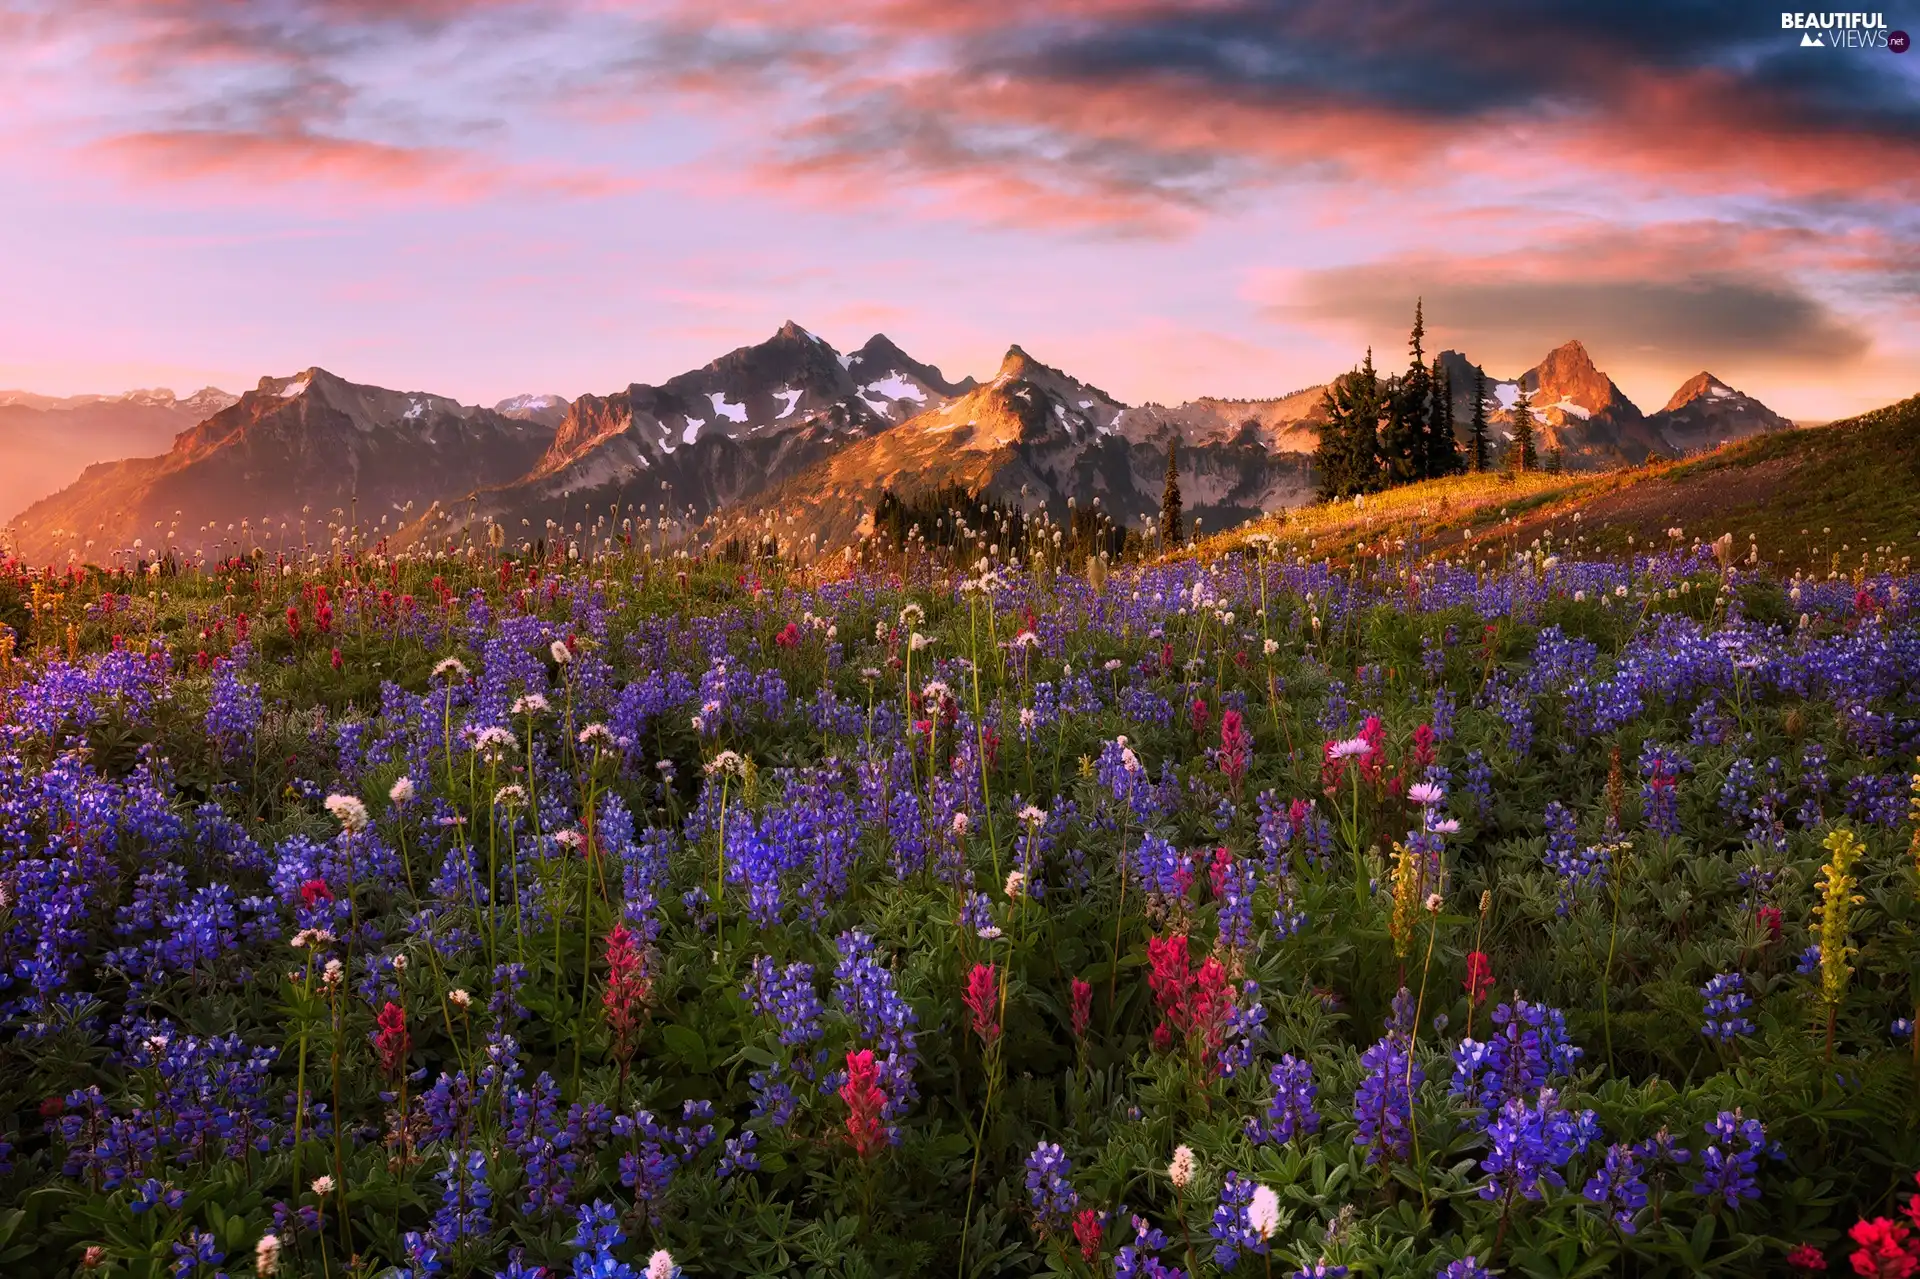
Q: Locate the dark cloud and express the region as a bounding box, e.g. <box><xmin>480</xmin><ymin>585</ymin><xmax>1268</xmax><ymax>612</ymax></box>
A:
<box><xmin>1284</xmin><ymin>259</ymin><xmax>1871</xmax><ymax>376</ymax></box>
<box><xmin>987</xmin><ymin>0</ymin><xmax>1920</xmax><ymax>135</ymax></box>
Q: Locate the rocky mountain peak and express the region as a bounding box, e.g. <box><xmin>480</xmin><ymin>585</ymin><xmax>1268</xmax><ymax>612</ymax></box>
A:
<box><xmin>1661</xmin><ymin>372</ymin><xmax>1730</xmax><ymax>413</ymax></box>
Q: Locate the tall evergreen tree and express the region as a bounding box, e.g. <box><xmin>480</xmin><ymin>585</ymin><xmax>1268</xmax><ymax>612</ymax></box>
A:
<box><xmin>1314</xmin><ymin>349</ymin><xmax>1387</xmax><ymax>500</ymax></box>
<box><xmin>1510</xmin><ymin>382</ymin><xmax>1538</xmax><ymax>473</ymax></box>
<box><xmin>1161</xmin><ymin>437</ymin><xmax>1183</xmax><ymax>545</ymax></box>
<box><xmin>1468</xmin><ymin>366</ymin><xmax>1491</xmax><ymax>473</ymax></box>
<box><xmin>1383</xmin><ymin>300</ymin><xmax>1429</xmax><ymax>483</ymax></box>
<box><xmin>1426</xmin><ymin>356</ymin><xmax>1460</xmax><ymax>477</ymax></box>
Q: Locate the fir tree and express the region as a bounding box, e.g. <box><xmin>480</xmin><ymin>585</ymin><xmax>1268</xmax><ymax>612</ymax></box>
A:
<box><xmin>1547</xmin><ymin>445</ymin><xmax>1564</xmax><ymax>475</ymax></box>
<box><xmin>1314</xmin><ymin>349</ymin><xmax>1387</xmax><ymax>500</ymax></box>
<box><xmin>1161</xmin><ymin>437</ymin><xmax>1183</xmax><ymax>546</ymax></box>
<box><xmin>1383</xmin><ymin>300</ymin><xmax>1429</xmax><ymax>483</ymax></box>
<box><xmin>1468</xmin><ymin>366</ymin><xmax>1491</xmax><ymax>473</ymax></box>
<box><xmin>1426</xmin><ymin>356</ymin><xmax>1460</xmax><ymax>478</ymax></box>
<box><xmin>1510</xmin><ymin>382</ymin><xmax>1538</xmax><ymax>473</ymax></box>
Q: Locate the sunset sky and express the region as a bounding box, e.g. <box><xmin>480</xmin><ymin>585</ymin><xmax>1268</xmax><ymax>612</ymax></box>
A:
<box><xmin>2</xmin><ymin>1</ymin><xmax>1916</xmax><ymax>421</ymax></box>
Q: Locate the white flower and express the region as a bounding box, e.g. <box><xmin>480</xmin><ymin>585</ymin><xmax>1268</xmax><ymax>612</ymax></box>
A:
<box><xmin>1425</xmin><ymin>892</ymin><xmax>1444</xmax><ymax>913</ymax></box>
<box><xmin>1573</xmin><ymin>590</ymin><xmax>1586</xmax><ymax>603</ymax></box>
<box><xmin>290</xmin><ymin>928</ymin><xmax>334</xmax><ymax>949</ymax></box>
<box><xmin>1103</xmin><ymin>659</ymin><xmax>1122</xmax><ymax>672</ymax></box>
<box><xmin>448</xmin><ymin>988</ymin><xmax>472</xmax><ymax>1009</ymax></box>
<box><xmin>578</xmin><ymin>723</ymin><xmax>615</xmax><ymax>748</ymax></box>
<box><xmin>951</xmin><ymin>811</ymin><xmax>971</xmax><ymax>836</ymax></box>
<box><xmin>431</xmin><ymin>656</ymin><xmax>469</xmax><ymax>681</ymax></box>
<box><xmin>493</xmin><ymin>784</ymin><xmax>528</xmax><ymax>807</ymax></box>
<box><xmin>1012</xmin><ymin>630</ymin><xmax>1040</xmax><ymax>650</ymax></box>
<box><xmin>472</xmin><ymin>726</ymin><xmax>517</xmax><ymax>756</ymax></box>
<box><xmin>646</xmin><ymin>1250</ymin><xmax>678</xmax><ymax>1279</ymax></box>
<box><xmin>255</xmin><ymin>1234</ymin><xmax>282</xmax><ymax>1277</ymax></box>
<box><xmin>1019</xmin><ymin>707</ymin><xmax>1037</xmax><ymax>731</ymax></box>
<box><xmin>1426</xmin><ymin>817</ymin><xmax>1461</xmax><ymax>835</ymax></box>
<box><xmin>1169</xmin><ymin>1144</ymin><xmax>1196</xmax><ymax>1190</ymax></box>
<box><xmin>921</xmin><ymin>680</ymin><xmax>951</xmax><ymax>703</ymax></box>
<box><xmin>321</xmin><ymin>959</ymin><xmax>344</xmax><ymax>987</ymax></box>
<box><xmin>550</xmin><ymin>640</ymin><xmax>572</xmax><ymax>665</ymax></box>
<box><xmin>909</xmin><ymin>632</ymin><xmax>931</xmax><ymax>652</ymax></box>
<box><xmin>324</xmin><ymin>793</ymin><xmax>370</xmax><ymax>833</ymax></box>
<box><xmin>898</xmin><ymin>603</ymin><xmax>925</xmax><ymax>626</ymax></box>
<box><xmin>976</xmin><ymin>924</ymin><xmax>1003</xmax><ymax>940</ymax></box>
<box><xmin>553</xmin><ymin>829</ymin><xmax>584</xmax><ymax>850</ymax></box>
<box><xmin>1327</xmin><ymin>736</ymin><xmax>1371</xmax><ymax>761</ymax></box>
<box><xmin>512</xmin><ymin>693</ymin><xmax>550</xmax><ymax>716</ymax></box>
<box><xmin>1263</xmin><ymin>638</ymin><xmax>1279</xmax><ymax>655</ymax></box>
<box><xmin>704</xmin><ymin>750</ymin><xmax>746</xmax><ymax>778</ymax></box>
<box><xmin>1407</xmin><ymin>781</ymin><xmax>1445</xmax><ymax>806</ymax></box>
<box><xmin>391</xmin><ymin>953</ymin><xmax>409</xmax><ymax>972</ymax></box>
<box><xmin>1005</xmin><ymin>870</ymin><xmax>1027</xmax><ymax>899</ymax></box>
<box><xmin>311</xmin><ymin>1175</ymin><xmax>335</xmax><ymax>1196</ymax></box>
<box><xmin>389</xmin><ymin>776</ymin><xmax>416</xmax><ymax>805</ymax></box>
<box><xmin>1247</xmin><ymin>1184</ymin><xmax>1280</xmax><ymax>1239</ymax></box>
<box><xmin>1614</xmin><ymin>585</ymin><xmax>1628</xmax><ymax>597</ymax></box>
<box><xmin>1018</xmin><ymin>804</ymin><xmax>1047</xmax><ymax>827</ymax></box>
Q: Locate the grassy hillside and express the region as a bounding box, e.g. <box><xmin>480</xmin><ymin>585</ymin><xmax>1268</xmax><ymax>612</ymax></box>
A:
<box><xmin>1206</xmin><ymin>391</ymin><xmax>1919</xmax><ymax>573</ymax></box>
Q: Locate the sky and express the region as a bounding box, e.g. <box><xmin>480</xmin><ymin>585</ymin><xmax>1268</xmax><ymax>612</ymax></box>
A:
<box><xmin>1</xmin><ymin>1</ymin><xmax>1916</xmax><ymax>422</ymax></box>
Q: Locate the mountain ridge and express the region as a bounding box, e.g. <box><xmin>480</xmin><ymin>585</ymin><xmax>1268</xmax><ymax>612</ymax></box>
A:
<box><xmin>4</xmin><ymin>329</ymin><xmax>1804</xmax><ymax>560</ymax></box>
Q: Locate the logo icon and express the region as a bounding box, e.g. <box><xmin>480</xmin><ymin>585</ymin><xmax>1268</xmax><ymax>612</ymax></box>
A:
<box><xmin>1800</xmin><ymin>30</ymin><xmax>1825</xmax><ymax>44</ymax></box>
<box><xmin>1891</xmin><ymin>29</ymin><xmax>1911</xmax><ymax>51</ymax></box>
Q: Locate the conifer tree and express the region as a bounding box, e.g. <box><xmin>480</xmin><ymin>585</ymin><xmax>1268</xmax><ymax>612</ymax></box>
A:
<box><xmin>1510</xmin><ymin>382</ymin><xmax>1538</xmax><ymax>473</ymax></box>
<box><xmin>1161</xmin><ymin>437</ymin><xmax>1183</xmax><ymax>546</ymax></box>
<box><xmin>1469</xmin><ymin>366</ymin><xmax>1491</xmax><ymax>473</ymax></box>
<box><xmin>1383</xmin><ymin>300</ymin><xmax>1428</xmax><ymax>483</ymax></box>
<box><xmin>1426</xmin><ymin>356</ymin><xmax>1460</xmax><ymax>477</ymax></box>
<box><xmin>1315</xmin><ymin>350</ymin><xmax>1387</xmax><ymax>500</ymax></box>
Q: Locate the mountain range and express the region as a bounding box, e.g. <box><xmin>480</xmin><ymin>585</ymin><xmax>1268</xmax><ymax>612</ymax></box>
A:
<box><xmin>3</xmin><ymin>327</ymin><xmax>1797</xmax><ymax>563</ymax></box>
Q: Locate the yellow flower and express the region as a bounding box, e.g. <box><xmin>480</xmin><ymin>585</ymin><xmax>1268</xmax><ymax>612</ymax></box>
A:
<box><xmin>1812</xmin><ymin>826</ymin><xmax>1866</xmax><ymax>1015</ymax></box>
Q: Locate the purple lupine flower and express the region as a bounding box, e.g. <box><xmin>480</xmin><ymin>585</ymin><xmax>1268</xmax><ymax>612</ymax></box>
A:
<box><xmin>1208</xmin><ymin>1171</ymin><xmax>1266</xmax><ymax>1268</ymax></box>
<box><xmin>1449</xmin><ymin>998</ymin><xmax>1582</xmax><ymax>1123</ymax></box>
<box><xmin>1478</xmin><ymin>1089</ymin><xmax>1598</xmax><ymax>1204</ymax></box>
<box><xmin>1436</xmin><ymin>1260</ymin><xmax>1491</xmax><ymax>1279</ymax></box>
<box><xmin>1690</xmin><ymin>1110</ymin><xmax>1774</xmax><ymax>1211</ymax></box>
<box><xmin>1582</xmin><ymin>1141</ymin><xmax>1650</xmax><ymax>1233</ymax></box>
<box><xmin>1353</xmin><ymin>1034</ymin><xmax>1421</xmax><ymax>1167</ymax></box>
<box><xmin>1114</xmin><ymin>1214</ymin><xmax>1184</xmax><ymax>1279</ymax></box>
<box><xmin>1024</xmin><ymin>1142</ymin><xmax>1079</xmax><ymax>1234</ymax></box>
<box><xmin>1699</xmin><ymin>972</ymin><xmax>1755</xmax><ymax>1043</ymax></box>
<box><xmin>1248</xmin><ymin>1054</ymin><xmax>1320</xmax><ymax>1145</ymax></box>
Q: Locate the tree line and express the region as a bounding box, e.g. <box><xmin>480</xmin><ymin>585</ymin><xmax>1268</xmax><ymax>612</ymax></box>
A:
<box><xmin>1312</xmin><ymin>301</ymin><xmax>1553</xmax><ymax>501</ymax></box>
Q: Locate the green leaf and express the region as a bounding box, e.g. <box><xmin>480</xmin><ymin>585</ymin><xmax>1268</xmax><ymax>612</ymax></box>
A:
<box><xmin>661</xmin><ymin>1024</ymin><xmax>708</xmax><ymax>1071</ymax></box>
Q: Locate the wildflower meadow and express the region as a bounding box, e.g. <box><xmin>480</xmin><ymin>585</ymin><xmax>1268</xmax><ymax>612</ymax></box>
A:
<box><xmin>2</xmin><ymin>516</ymin><xmax>1919</xmax><ymax>1278</ymax></box>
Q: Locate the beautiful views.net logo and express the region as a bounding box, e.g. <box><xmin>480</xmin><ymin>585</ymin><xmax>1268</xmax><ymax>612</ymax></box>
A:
<box><xmin>1780</xmin><ymin>11</ymin><xmax>1907</xmax><ymax>49</ymax></box>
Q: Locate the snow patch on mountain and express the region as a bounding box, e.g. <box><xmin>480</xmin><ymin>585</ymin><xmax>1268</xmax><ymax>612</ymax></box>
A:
<box><xmin>708</xmin><ymin>392</ymin><xmax>748</xmax><ymax>423</ymax></box>
<box><xmin>860</xmin><ymin>375</ymin><xmax>927</xmax><ymax>404</ymax></box>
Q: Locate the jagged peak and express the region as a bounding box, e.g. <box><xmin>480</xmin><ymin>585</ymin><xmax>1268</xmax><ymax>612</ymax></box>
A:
<box><xmin>1662</xmin><ymin>371</ymin><xmax>1730</xmax><ymax>413</ymax></box>
<box><xmin>854</xmin><ymin>333</ymin><xmax>908</xmax><ymax>360</ymax></box>
<box><xmin>996</xmin><ymin>345</ymin><xmax>1039</xmax><ymax>381</ymax></box>
<box><xmin>773</xmin><ymin>320</ymin><xmax>827</xmax><ymax>346</ymax></box>
<box><xmin>253</xmin><ymin>367</ymin><xmax>334</xmax><ymax>399</ymax></box>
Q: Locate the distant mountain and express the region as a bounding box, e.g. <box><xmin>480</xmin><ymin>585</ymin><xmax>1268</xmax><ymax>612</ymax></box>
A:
<box><xmin>10</xmin><ymin>368</ymin><xmax>553</xmax><ymax>562</ymax></box>
<box><xmin>493</xmin><ymin>394</ymin><xmax>573</xmax><ymax>430</ymax></box>
<box><xmin>742</xmin><ymin>346</ymin><xmax>1317</xmax><ymax>547</ymax></box>
<box><xmin>0</xmin><ymin>386</ymin><xmax>240</xmax><ymax>525</ymax></box>
<box><xmin>1437</xmin><ymin>343</ymin><xmax>1784</xmax><ymax>468</ymax></box>
<box><xmin>425</xmin><ymin>322</ymin><xmax>976</xmax><ymax>544</ymax></box>
<box><xmin>1647</xmin><ymin>372</ymin><xmax>1792</xmax><ymax>454</ymax></box>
